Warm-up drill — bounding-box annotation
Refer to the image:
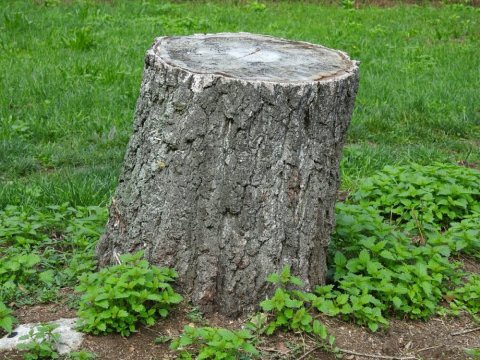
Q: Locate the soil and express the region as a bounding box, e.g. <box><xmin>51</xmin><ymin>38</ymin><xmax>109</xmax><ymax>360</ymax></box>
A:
<box><xmin>1</xmin><ymin>298</ymin><xmax>479</xmax><ymax>360</ymax></box>
<box><xmin>1</xmin><ymin>232</ymin><xmax>478</xmax><ymax>360</ymax></box>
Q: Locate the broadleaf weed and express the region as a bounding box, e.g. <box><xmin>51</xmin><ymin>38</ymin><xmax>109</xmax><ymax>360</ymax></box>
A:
<box><xmin>17</xmin><ymin>323</ymin><xmax>60</xmax><ymax>360</ymax></box>
<box><xmin>0</xmin><ymin>301</ymin><xmax>16</xmax><ymax>335</ymax></box>
<box><xmin>0</xmin><ymin>204</ymin><xmax>107</xmax><ymax>304</ymax></box>
<box><xmin>327</xmin><ymin>163</ymin><xmax>480</xmax><ymax>331</ymax></box>
<box><xmin>170</xmin><ymin>326</ymin><xmax>259</xmax><ymax>360</ymax></box>
<box><xmin>76</xmin><ymin>251</ymin><xmax>182</xmax><ymax>336</ymax></box>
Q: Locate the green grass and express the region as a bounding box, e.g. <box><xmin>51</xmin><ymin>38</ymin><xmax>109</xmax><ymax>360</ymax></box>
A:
<box><xmin>1</xmin><ymin>0</ymin><xmax>479</xmax><ymax>208</ymax></box>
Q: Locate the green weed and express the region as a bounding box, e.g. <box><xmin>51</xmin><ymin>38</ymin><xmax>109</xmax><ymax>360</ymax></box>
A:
<box><xmin>260</xmin><ymin>267</ymin><xmax>337</xmax><ymax>351</ymax></box>
<box><xmin>324</xmin><ymin>163</ymin><xmax>480</xmax><ymax>331</ymax></box>
<box><xmin>433</xmin><ymin>213</ymin><xmax>480</xmax><ymax>259</ymax></box>
<box><xmin>352</xmin><ymin>163</ymin><xmax>480</xmax><ymax>233</ymax></box>
<box><xmin>448</xmin><ymin>274</ymin><xmax>480</xmax><ymax>315</ymax></box>
<box><xmin>327</xmin><ymin>203</ymin><xmax>458</xmax><ymax>329</ymax></box>
<box><xmin>0</xmin><ymin>204</ymin><xmax>107</xmax><ymax>304</ymax></box>
<box><xmin>0</xmin><ymin>301</ymin><xmax>16</xmax><ymax>335</ymax></box>
<box><xmin>170</xmin><ymin>326</ymin><xmax>259</xmax><ymax>360</ymax></box>
<box><xmin>76</xmin><ymin>251</ymin><xmax>182</xmax><ymax>336</ymax></box>
<box><xmin>17</xmin><ymin>323</ymin><xmax>60</xmax><ymax>360</ymax></box>
<box><xmin>466</xmin><ymin>348</ymin><xmax>480</xmax><ymax>359</ymax></box>
<box><xmin>186</xmin><ymin>307</ymin><xmax>205</xmax><ymax>325</ymax></box>
<box><xmin>66</xmin><ymin>351</ymin><xmax>96</xmax><ymax>360</ymax></box>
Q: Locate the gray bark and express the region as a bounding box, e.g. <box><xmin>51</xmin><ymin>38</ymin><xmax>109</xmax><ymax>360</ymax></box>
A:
<box><xmin>96</xmin><ymin>33</ymin><xmax>359</xmax><ymax>316</ymax></box>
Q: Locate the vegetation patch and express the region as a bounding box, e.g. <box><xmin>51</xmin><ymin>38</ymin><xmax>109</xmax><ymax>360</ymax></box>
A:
<box><xmin>322</xmin><ymin>163</ymin><xmax>480</xmax><ymax>330</ymax></box>
<box><xmin>0</xmin><ymin>204</ymin><xmax>106</xmax><ymax>305</ymax></box>
<box><xmin>76</xmin><ymin>251</ymin><xmax>183</xmax><ymax>337</ymax></box>
<box><xmin>170</xmin><ymin>326</ymin><xmax>259</xmax><ymax>360</ymax></box>
<box><xmin>17</xmin><ymin>323</ymin><xmax>61</xmax><ymax>360</ymax></box>
<box><xmin>0</xmin><ymin>301</ymin><xmax>16</xmax><ymax>335</ymax></box>
<box><xmin>352</xmin><ymin>163</ymin><xmax>480</xmax><ymax>233</ymax></box>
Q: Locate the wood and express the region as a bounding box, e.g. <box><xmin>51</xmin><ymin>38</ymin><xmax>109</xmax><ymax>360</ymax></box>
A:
<box><xmin>96</xmin><ymin>33</ymin><xmax>359</xmax><ymax>316</ymax></box>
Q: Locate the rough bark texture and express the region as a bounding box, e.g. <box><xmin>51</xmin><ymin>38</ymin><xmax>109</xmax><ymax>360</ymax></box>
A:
<box><xmin>96</xmin><ymin>33</ymin><xmax>359</xmax><ymax>316</ymax></box>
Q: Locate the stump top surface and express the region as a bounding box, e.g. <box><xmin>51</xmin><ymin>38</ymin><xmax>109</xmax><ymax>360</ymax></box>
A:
<box><xmin>154</xmin><ymin>33</ymin><xmax>356</xmax><ymax>83</ymax></box>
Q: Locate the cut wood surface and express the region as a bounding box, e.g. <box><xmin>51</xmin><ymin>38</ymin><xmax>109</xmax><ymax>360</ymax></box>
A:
<box><xmin>96</xmin><ymin>33</ymin><xmax>359</xmax><ymax>316</ymax></box>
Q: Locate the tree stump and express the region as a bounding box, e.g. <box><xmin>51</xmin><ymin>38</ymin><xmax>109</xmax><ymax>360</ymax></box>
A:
<box><xmin>96</xmin><ymin>33</ymin><xmax>359</xmax><ymax>316</ymax></box>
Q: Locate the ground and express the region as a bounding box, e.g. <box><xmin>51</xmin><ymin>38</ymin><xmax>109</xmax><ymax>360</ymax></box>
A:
<box><xmin>2</xmin><ymin>285</ymin><xmax>479</xmax><ymax>360</ymax></box>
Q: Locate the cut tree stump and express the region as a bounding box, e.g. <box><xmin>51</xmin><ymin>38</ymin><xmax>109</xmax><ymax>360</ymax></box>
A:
<box><xmin>96</xmin><ymin>33</ymin><xmax>359</xmax><ymax>316</ymax></box>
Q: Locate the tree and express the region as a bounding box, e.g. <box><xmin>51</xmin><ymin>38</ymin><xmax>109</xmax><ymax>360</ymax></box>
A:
<box><xmin>96</xmin><ymin>33</ymin><xmax>359</xmax><ymax>316</ymax></box>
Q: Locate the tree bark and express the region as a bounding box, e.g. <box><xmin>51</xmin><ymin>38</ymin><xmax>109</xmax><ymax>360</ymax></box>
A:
<box><xmin>96</xmin><ymin>33</ymin><xmax>359</xmax><ymax>316</ymax></box>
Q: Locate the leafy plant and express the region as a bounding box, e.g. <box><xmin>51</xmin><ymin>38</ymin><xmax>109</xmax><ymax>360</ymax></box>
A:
<box><xmin>326</xmin><ymin>164</ymin><xmax>480</xmax><ymax>331</ymax></box>
<box><xmin>0</xmin><ymin>301</ymin><xmax>16</xmax><ymax>335</ymax></box>
<box><xmin>17</xmin><ymin>323</ymin><xmax>60</xmax><ymax>360</ymax></box>
<box><xmin>170</xmin><ymin>326</ymin><xmax>259</xmax><ymax>360</ymax></box>
<box><xmin>326</xmin><ymin>202</ymin><xmax>466</xmax><ymax>330</ymax></box>
<box><xmin>448</xmin><ymin>274</ymin><xmax>480</xmax><ymax>315</ymax></box>
<box><xmin>260</xmin><ymin>267</ymin><xmax>336</xmax><ymax>349</ymax></box>
<box><xmin>0</xmin><ymin>251</ymin><xmax>42</xmax><ymax>301</ymax></box>
<box><xmin>431</xmin><ymin>212</ymin><xmax>480</xmax><ymax>259</ymax></box>
<box><xmin>314</xmin><ymin>283</ymin><xmax>388</xmax><ymax>333</ymax></box>
<box><xmin>351</xmin><ymin>163</ymin><xmax>480</xmax><ymax>233</ymax></box>
<box><xmin>76</xmin><ymin>251</ymin><xmax>182</xmax><ymax>336</ymax></box>
<box><xmin>246</xmin><ymin>1</ymin><xmax>266</xmax><ymax>11</ymax></box>
<box><xmin>154</xmin><ymin>334</ymin><xmax>173</xmax><ymax>344</ymax></box>
<box><xmin>466</xmin><ymin>348</ymin><xmax>480</xmax><ymax>359</ymax></box>
<box><xmin>67</xmin><ymin>350</ymin><xmax>96</xmax><ymax>360</ymax></box>
<box><xmin>261</xmin><ymin>267</ymin><xmax>314</xmax><ymax>334</ymax></box>
<box><xmin>186</xmin><ymin>306</ymin><xmax>205</xmax><ymax>325</ymax></box>
<box><xmin>0</xmin><ymin>204</ymin><xmax>106</xmax><ymax>304</ymax></box>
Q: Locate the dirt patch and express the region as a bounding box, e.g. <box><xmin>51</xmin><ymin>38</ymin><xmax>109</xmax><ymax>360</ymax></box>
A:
<box><xmin>325</xmin><ymin>313</ymin><xmax>479</xmax><ymax>360</ymax></box>
<box><xmin>458</xmin><ymin>255</ymin><xmax>480</xmax><ymax>274</ymax></box>
<box><xmin>1</xmin><ymin>301</ymin><xmax>479</xmax><ymax>360</ymax></box>
<box><xmin>13</xmin><ymin>303</ymin><xmax>76</xmax><ymax>325</ymax></box>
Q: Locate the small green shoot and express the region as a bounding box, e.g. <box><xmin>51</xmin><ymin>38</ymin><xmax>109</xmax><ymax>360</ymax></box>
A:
<box><xmin>0</xmin><ymin>301</ymin><xmax>16</xmax><ymax>335</ymax></box>
<box><xmin>17</xmin><ymin>323</ymin><xmax>60</xmax><ymax>360</ymax></box>
<box><xmin>260</xmin><ymin>267</ymin><xmax>337</xmax><ymax>352</ymax></box>
<box><xmin>67</xmin><ymin>350</ymin><xmax>97</xmax><ymax>360</ymax></box>
<box><xmin>170</xmin><ymin>326</ymin><xmax>259</xmax><ymax>360</ymax></box>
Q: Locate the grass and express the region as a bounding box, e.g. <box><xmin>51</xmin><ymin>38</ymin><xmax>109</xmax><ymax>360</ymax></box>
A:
<box><xmin>0</xmin><ymin>0</ymin><xmax>479</xmax><ymax>209</ymax></box>
<box><xmin>1</xmin><ymin>4</ymin><xmax>479</xmax><ymax>358</ymax></box>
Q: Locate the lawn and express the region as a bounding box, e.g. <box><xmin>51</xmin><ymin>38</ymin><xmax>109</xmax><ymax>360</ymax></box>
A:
<box><xmin>0</xmin><ymin>1</ymin><xmax>479</xmax><ymax>359</ymax></box>
<box><xmin>1</xmin><ymin>0</ymin><xmax>479</xmax><ymax>208</ymax></box>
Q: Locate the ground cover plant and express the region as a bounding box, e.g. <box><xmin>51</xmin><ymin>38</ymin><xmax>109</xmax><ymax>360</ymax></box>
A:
<box><xmin>0</xmin><ymin>204</ymin><xmax>106</xmax><ymax>306</ymax></box>
<box><xmin>17</xmin><ymin>323</ymin><xmax>61</xmax><ymax>360</ymax></box>
<box><xmin>322</xmin><ymin>164</ymin><xmax>480</xmax><ymax>331</ymax></box>
<box><xmin>1</xmin><ymin>0</ymin><xmax>479</xmax><ymax>359</ymax></box>
<box><xmin>76</xmin><ymin>251</ymin><xmax>182</xmax><ymax>336</ymax></box>
<box><xmin>170</xmin><ymin>326</ymin><xmax>259</xmax><ymax>359</ymax></box>
<box><xmin>0</xmin><ymin>301</ymin><xmax>16</xmax><ymax>335</ymax></box>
